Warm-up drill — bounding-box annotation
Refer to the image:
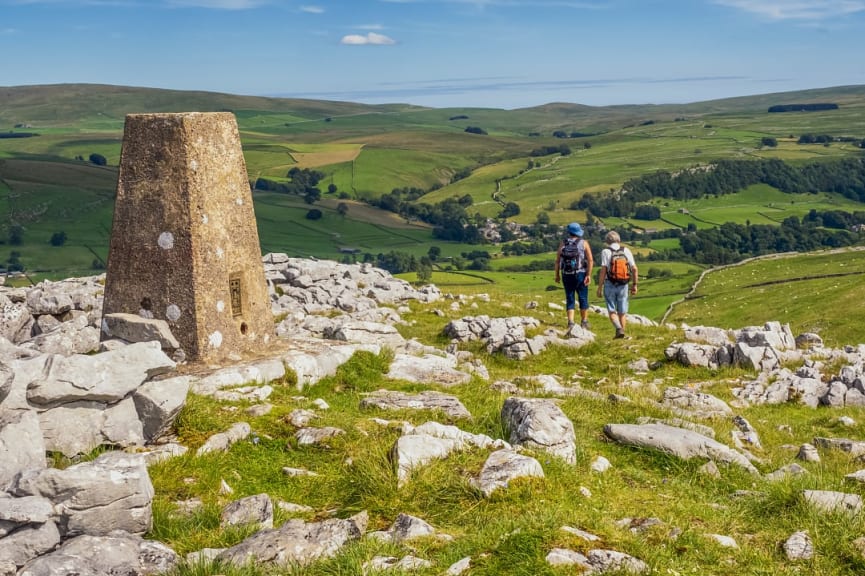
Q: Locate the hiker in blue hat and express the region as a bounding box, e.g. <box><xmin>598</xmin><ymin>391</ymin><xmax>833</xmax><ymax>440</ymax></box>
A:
<box><xmin>555</xmin><ymin>222</ymin><xmax>594</xmax><ymax>330</ymax></box>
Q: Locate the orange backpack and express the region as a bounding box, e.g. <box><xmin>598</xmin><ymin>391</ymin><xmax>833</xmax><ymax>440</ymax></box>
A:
<box><xmin>607</xmin><ymin>247</ymin><xmax>631</xmax><ymax>285</ymax></box>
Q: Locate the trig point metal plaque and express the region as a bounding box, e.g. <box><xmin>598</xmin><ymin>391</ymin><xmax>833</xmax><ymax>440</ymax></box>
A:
<box><xmin>101</xmin><ymin>112</ymin><xmax>273</xmax><ymax>362</ymax></box>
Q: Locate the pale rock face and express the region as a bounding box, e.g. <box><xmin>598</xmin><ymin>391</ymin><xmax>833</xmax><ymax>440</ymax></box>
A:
<box><xmin>501</xmin><ymin>397</ymin><xmax>577</xmax><ymax>464</ymax></box>
<box><xmin>473</xmin><ymin>449</ymin><xmax>544</xmax><ymax>497</ymax></box>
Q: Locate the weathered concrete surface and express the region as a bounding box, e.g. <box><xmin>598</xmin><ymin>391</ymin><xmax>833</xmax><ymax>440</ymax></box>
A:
<box><xmin>102</xmin><ymin>112</ymin><xmax>273</xmax><ymax>362</ymax></box>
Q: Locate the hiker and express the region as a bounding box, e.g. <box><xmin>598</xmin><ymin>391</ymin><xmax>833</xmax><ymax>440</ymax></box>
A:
<box><xmin>555</xmin><ymin>222</ymin><xmax>594</xmax><ymax>329</ymax></box>
<box><xmin>596</xmin><ymin>230</ymin><xmax>638</xmax><ymax>339</ymax></box>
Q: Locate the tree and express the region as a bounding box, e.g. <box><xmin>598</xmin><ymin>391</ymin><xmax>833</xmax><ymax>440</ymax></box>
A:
<box><xmin>337</xmin><ymin>202</ymin><xmax>349</xmax><ymax>218</ymax></box>
<box><xmin>8</xmin><ymin>225</ymin><xmax>23</xmax><ymax>246</ymax></box>
<box><xmin>89</xmin><ymin>153</ymin><xmax>107</xmax><ymax>166</ymax></box>
<box><xmin>633</xmin><ymin>205</ymin><xmax>661</xmax><ymax>220</ymax></box>
<box><xmin>328</xmin><ymin>183</ymin><xmax>338</xmax><ymax>194</ymax></box>
<box><xmin>416</xmin><ymin>256</ymin><xmax>433</xmax><ymax>284</ymax></box>
<box><xmin>7</xmin><ymin>251</ymin><xmax>24</xmax><ymax>272</ymax></box>
<box><xmin>536</xmin><ymin>211</ymin><xmax>550</xmax><ymax>225</ymax></box>
<box><xmin>303</xmin><ymin>188</ymin><xmax>321</xmax><ymax>204</ymax></box>
<box><xmin>427</xmin><ymin>246</ymin><xmax>441</xmax><ymax>261</ymax></box>
<box><xmin>498</xmin><ymin>202</ymin><xmax>520</xmax><ymax>218</ymax></box>
<box><xmin>49</xmin><ymin>231</ymin><xmax>67</xmax><ymax>246</ymax></box>
<box><xmin>761</xmin><ymin>137</ymin><xmax>778</xmax><ymax>148</ymax></box>
<box><xmin>305</xmin><ymin>209</ymin><xmax>323</xmax><ymax>220</ymax></box>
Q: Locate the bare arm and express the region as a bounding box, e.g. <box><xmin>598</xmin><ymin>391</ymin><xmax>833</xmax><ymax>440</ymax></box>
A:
<box><xmin>554</xmin><ymin>243</ymin><xmax>563</xmax><ymax>283</ymax></box>
<box><xmin>583</xmin><ymin>240</ymin><xmax>593</xmax><ymax>286</ymax></box>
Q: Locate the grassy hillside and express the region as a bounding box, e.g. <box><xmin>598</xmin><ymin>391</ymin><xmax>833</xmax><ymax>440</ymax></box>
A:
<box><xmin>664</xmin><ymin>248</ymin><xmax>865</xmax><ymax>346</ymax></box>
<box><xmin>143</xmin><ymin>259</ymin><xmax>865</xmax><ymax>576</ymax></box>
<box><xmin>2</xmin><ymin>83</ymin><xmax>865</xmax><ymax>293</ymax></box>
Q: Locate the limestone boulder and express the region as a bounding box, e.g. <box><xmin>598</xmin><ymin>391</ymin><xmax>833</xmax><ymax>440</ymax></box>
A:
<box><xmin>0</xmin><ymin>520</ymin><xmax>61</xmax><ymax>571</ymax></box>
<box><xmin>0</xmin><ymin>410</ymin><xmax>46</xmax><ymax>491</ymax></box>
<box><xmin>603</xmin><ymin>422</ymin><xmax>758</xmax><ymax>473</ymax></box>
<box><xmin>387</xmin><ymin>353</ymin><xmax>472</xmax><ymax>387</ymax></box>
<box><xmin>101</xmin><ymin>312</ymin><xmax>181</xmax><ymax>349</ymax></box>
<box><xmin>361</xmin><ymin>389</ymin><xmax>471</xmax><ymax>420</ymax></box>
<box><xmin>11</xmin><ymin>452</ymin><xmax>154</xmax><ymax>537</ymax></box>
<box><xmin>0</xmin><ymin>297</ymin><xmax>32</xmax><ymax>343</ymax></box>
<box><xmin>16</xmin><ymin>532</ymin><xmax>178</xmax><ymax>576</ymax></box>
<box><xmin>472</xmin><ymin>449</ymin><xmax>544</xmax><ymax>497</ymax></box>
<box><xmin>501</xmin><ymin>397</ymin><xmax>576</xmax><ymax>464</ymax></box>
<box><xmin>26</xmin><ymin>342</ymin><xmax>175</xmax><ymax>406</ymax></box>
<box><xmin>216</xmin><ymin>512</ymin><xmax>367</xmax><ymax>567</ymax></box>
<box><xmin>132</xmin><ymin>375</ymin><xmax>191</xmax><ymax>442</ymax></box>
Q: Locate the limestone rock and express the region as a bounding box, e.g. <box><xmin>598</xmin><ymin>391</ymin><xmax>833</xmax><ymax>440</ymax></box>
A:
<box><xmin>0</xmin><ymin>410</ymin><xmax>46</xmax><ymax>491</ymax></box>
<box><xmin>101</xmin><ymin>312</ymin><xmax>181</xmax><ymax>349</ymax></box>
<box><xmin>803</xmin><ymin>489</ymin><xmax>862</xmax><ymax>515</ymax></box>
<box><xmin>783</xmin><ymin>530</ymin><xmax>814</xmax><ymax>560</ymax></box>
<box><xmin>501</xmin><ymin>397</ymin><xmax>576</xmax><ymax>464</ymax></box>
<box><xmin>26</xmin><ymin>341</ymin><xmax>175</xmax><ymax>406</ymax></box>
<box><xmin>221</xmin><ymin>494</ymin><xmax>274</xmax><ymax>530</ymax></box>
<box><xmin>603</xmin><ymin>422</ymin><xmax>758</xmax><ymax>473</ymax></box>
<box><xmin>360</xmin><ymin>389</ymin><xmax>471</xmax><ymax>419</ymax></box>
<box><xmin>216</xmin><ymin>511</ymin><xmax>368</xmax><ymax>567</ymax></box>
<box><xmin>472</xmin><ymin>449</ymin><xmax>544</xmax><ymax>497</ymax></box>
<box><xmin>132</xmin><ymin>375</ymin><xmax>191</xmax><ymax>442</ymax></box>
<box><xmin>12</xmin><ymin>452</ymin><xmax>154</xmax><ymax>537</ymax></box>
<box><xmin>387</xmin><ymin>353</ymin><xmax>472</xmax><ymax>387</ymax></box>
<box><xmin>197</xmin><ymin>422</ymin><xmax>251</xmax><ymax>456</ymax></box>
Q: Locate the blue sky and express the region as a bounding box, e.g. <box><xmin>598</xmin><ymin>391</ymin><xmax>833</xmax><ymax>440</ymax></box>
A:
<box><xmin>2</xmin><ymin>0</ymin><xmax>864</xmax><ymax>109</ymax></box>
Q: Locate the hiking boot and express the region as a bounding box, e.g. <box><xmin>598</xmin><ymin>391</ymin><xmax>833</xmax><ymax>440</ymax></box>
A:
<box><xmin>614</xmin><ymin>329</ymin><xmax>626</xmax><ymax>339</ymax></box>
<box><xmin>567</xmin><ymin>321</ymin><xmax>575</xmax><ymax>329</ymax></box>
<box><xmin>580</xmin><ymin>320</ymin><xmax>590</xmax><ymax>330</ymax></box>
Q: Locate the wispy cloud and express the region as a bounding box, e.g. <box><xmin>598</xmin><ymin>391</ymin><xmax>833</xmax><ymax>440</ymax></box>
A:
<box><xmin>355</xmin><ymin>24</ymin><xmax>386</xmax><ymax>30</ymax></box>
<box><xmin>340</xmin><ymin>32</ymin><xmax>396</xmax><ymax>45</ymax></box>
<box><xmin>166</xmin><ymin>0</ymin><xmax>269</xmax><ymax>8</ymax></box>
<box><xmin>1</xmin><ymin>0</ymin><xmax>271</xmax><ymax>5</ymax></box>
<box><xmin>379</xmin><ymin>0</ymin><xmax>601</xmax><ymax>6</ymax></box>
<box><xmin>299</xmin><ymin>4</ymin><xmax>323</xmax><ymax>13</ymax></box>
<box><xmin>714</xmin><ymin>0</ymin><xmax>865</xmax><ymax>20</ymax></box>
<box><xmin>282</xmin><ymin>75</ymin><xmax>748</xmax><ymax>102</ymax></box>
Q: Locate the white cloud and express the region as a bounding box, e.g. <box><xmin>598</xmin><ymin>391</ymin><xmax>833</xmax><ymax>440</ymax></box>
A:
<box><xmin>714</xmin><ymin>0</ymin><xmax>865</xmax><ymax>20</ymax></box>
<box><xmin>340</xmin><ymin>32</ymin><xmax>396</xmax><ymax>45</ymax></box>
<box><xmin>299</xmin><ymin>4</ymin><xmax>323</xmax><ymax>13</ymax></box>
<box><xmin>355</xmin><ymin>23</ymin><xmax>385</xmax><ymax>30</ymax></box>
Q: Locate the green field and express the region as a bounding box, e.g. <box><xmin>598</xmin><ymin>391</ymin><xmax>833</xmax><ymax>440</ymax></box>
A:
<box><xmin>2</xmin><ymin>83</ymin><xmax>865</xmax><ymax>286</ymax></box>
<box><xmin>665</xmin><ymin>248</ymin><xmax>865</xmax><ymax>346</ymax></box>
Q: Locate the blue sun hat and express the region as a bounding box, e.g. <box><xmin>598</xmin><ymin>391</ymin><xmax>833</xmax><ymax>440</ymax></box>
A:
<box><xmin>567</xmin><ymin>222</ymin><xmax>583</xmax><ymax>237</ymax></box>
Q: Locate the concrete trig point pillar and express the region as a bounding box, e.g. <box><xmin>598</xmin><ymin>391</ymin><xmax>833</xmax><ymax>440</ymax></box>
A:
<box><xmin>102</xmin><ymin>112</ymin><xmax>273</xmax><ymax>362</ymax></box>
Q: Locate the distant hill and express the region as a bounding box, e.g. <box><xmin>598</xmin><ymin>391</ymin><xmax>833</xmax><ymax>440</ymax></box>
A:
<box><xmin>4</xmin><ymin>83</ymin><xmax>865</xmax><ymax>133</ymax></box>
<box><xmin>0</xmin><ymin>84</ymin><xmax>424</xmax><ymax>126</ymax></box>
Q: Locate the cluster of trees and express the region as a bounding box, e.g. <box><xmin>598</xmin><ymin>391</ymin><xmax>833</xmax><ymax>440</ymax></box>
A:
<box><xmin>798</xmin><ymin>134</ymin><xmax>865</xmax><ymax>147</ymax></box>
<box><xmin>576</xmin><ymin>157</ymin><xmax>865</xmax><ymax>217</ymax></box>
<box><xmin>367</xmin><ymin>189</ymin><xmax>482</xmax><ymax>243</ymax></box>
<box><xmin>803</xmin><ymin>209</ymin><xmax>865</xmax><ymax>229</ymax></box>
<box><xmin>464</xmin><ymin>126</ymin><xmax>487</xmax><ymax>135</ymax></box>
<box><xmin>552</xmin><ymin>131</ymin><xmax>597</xmax><ymax>139</ymax></box>
<box><xmin>672</xmin><ymin>217</ymin><xmax>857</xmax><ymax>265</ymax></box>
<box><xmin>0</xmin><ymin>132</ymin><xmax>37</xmax><ymax>139</ymax></box>
<box><xmin>254</xmin><ymin>168</ymin><xmax>326</xmax><ymax>204</ymax></box>
<box><xmin>768</xmin><ymin>103</ymin><xmax>839</xmax><ymax>113</ymax></box>
<box><xmin>530</xmin><ymin>144</ymin><xmax>571</xmax><ymax>157</ymax></box>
